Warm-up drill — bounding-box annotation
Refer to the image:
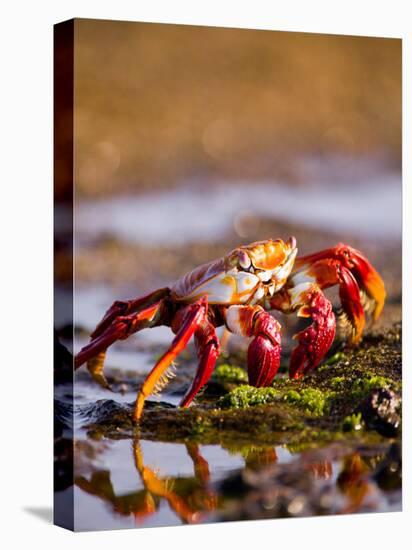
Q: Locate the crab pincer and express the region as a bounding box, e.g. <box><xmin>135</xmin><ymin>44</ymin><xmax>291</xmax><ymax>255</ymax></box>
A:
<box><xmin>293</xmin><ymin>243</ymin><xmax>385</xmax><ymax>344</ymax></box>
<box><xmin>246</xmin><ymin>310</ymin><xmax>282</xmax><ymax>386</ymax></box>
<box><xmin>289</xmin><ymin>288</ymin><xmax>336</xmax><ymax>379</ymax></box>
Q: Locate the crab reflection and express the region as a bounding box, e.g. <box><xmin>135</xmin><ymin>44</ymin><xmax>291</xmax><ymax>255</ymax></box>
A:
<box><xmin>75</xmin><ymin>441</ymin><xmax>220</xmax><ymax>525</ymax></box>
<box><xmin>74</xmin><ymin>439</ymin><xmax>392</xmax><ymax>525</ymax></box>
<box><xmin>132</xmin><ymin>441</ymin><xmax>218</xmax><ymax>523</ymax></box>
<box><xmin>74</xmin><ymin>441</ymin><xmax>283</xmax><ymax>524</ymax></box>
<box><xmin>74</xmin><ymin>441</ymin><xmax>341</xmax><ymax>524</ymax></box>
<box><xmin>337</xmin><ymin>453</ymin><xmax>374</xmax><ymax>513</ymax></box>
<box><xmin>304</xmin><ymin>460</ymin><xmax>333</xmax><ymax>480</ymax></box>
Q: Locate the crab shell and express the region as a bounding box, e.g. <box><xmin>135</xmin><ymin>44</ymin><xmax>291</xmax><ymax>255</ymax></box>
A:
<box><xmin>171</xmin><ymin>238</ymin><xmax>298</xmax><ymax>306</ymax></box>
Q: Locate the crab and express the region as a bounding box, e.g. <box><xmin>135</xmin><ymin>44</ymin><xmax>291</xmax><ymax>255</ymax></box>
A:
<box><xmin>75</xmin><ymin>238</ymin><xmax>385</xmax><ymax>422</ymax></box>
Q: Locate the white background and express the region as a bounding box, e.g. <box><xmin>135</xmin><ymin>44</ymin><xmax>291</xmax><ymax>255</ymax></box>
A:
<box><xmin>0</xmin><ymin>0</ymin><xmax>410</xmax><ymax>548</ymax></box>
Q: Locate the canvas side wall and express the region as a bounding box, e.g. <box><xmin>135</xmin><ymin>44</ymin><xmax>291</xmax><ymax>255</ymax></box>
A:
<box><xmin>54</xmin><ymin>18</ymin><xmax>75</xmax><ymax>532</ymax></box>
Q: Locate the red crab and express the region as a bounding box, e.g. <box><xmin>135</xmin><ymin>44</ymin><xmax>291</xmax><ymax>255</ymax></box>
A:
<box><xmin>75</xmin><ymin>238</ymin><xmax>385</xmax><ymax>422</ymax></box>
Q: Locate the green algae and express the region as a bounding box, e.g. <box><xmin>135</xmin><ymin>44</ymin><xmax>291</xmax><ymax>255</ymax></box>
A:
<box><xmin>213</xmin><ymin>364</ymin><xmax>248</xmax><ymax>384</ymax></box>
<box><xmin>218</xmin><ymin>385</ymin><xmax>280</xmax><ymax>408</ymax></box>
<box><xmin>219</xmin><ymin>385</ymin><xmax>334</xmax><ymax>417</ymax></box>
<box><xmin>283</xmin><ymin>388</ymin><xmax>335</xmax><ymax>416</ymax></box>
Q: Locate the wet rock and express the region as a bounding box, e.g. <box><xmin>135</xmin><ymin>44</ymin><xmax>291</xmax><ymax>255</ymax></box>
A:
<box><xmin>360</xmin><ymin>388</ymin><xmax>401</xmax><ymax>438</ymax></box>
<box><xmin>77</xmin><ymin>399</ymin><xmax>132</xmax><ymax>425</ymax></box>
<box><xmin>79</xmin><ymin>398</ymin><xmax>175</xmax><ymax>437</ymax></box>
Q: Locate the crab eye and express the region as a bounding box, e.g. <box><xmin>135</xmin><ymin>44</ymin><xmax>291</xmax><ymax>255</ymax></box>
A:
<box><xmin>238</xmin><ymin>251</ymin><xmax>251</xmax><ymax>270</ymax></box>
<box><xmin>287</xmin><ymin>236</ymin><xmax>297</xmax><ymax>250</ymax></box>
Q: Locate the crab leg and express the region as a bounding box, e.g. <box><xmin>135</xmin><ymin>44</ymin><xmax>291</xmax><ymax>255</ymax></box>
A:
<box><xmin>90</xmin><ymin>288</ymin><xmax>170</xmax><ymax>339</ymax></box>
<box><xmin>134</xmin><ymin>296</ymin><xmax>209</xmax><ymax>422</ymax></box>
<box><xmin>225</xmin><ymin>305</ymin><xmax>282</xmax><ymax>387</ymax></box>
<box><xmin>179</xmin><ymin>318</ymin><xmax>220</xmax><ymax>408</ymax></box>
<box><xmin>75</xmin><ymin>296</ymin><xmax>168</xmax><ymax>389</ymax></box>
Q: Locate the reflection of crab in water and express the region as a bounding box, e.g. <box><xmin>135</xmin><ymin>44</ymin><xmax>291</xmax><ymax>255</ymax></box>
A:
<box><xmin>75</xmin><ymin>441</ymin><xmax>217</xmax><ymax>524</ymax></box>
<box><xmin>75</xmin><ymin>238</ymin><xmax>385</xmax><ymax>422</ymax></box>
<box><xmin>74</xmin><ymin>442</ymin><xmax>380</xmax><ymax>523</ymax></box>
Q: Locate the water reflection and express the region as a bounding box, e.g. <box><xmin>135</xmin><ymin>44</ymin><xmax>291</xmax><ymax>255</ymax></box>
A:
<box><xmin>68</xmin><ymin>436</ymin><xmax>401</xmax><ymax>529</ymax></box>
<box><xmin>337</xmin><ymin>453</ymin><xmax>375</xmax><ymax>514</ymax></box>
<box><xmin>133</xmin><ymin>441</ymin><xmax>217</xmax><ymax>523</ymax></box>
<box><xmin>74</xmin><ymin>440</ymin><xmax>219</xmax><ymax>525</ymax></box>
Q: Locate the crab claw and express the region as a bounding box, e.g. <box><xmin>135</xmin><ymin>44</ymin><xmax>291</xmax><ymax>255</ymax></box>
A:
<box><xmin>338</xmin><ymin>266</ymin><xmax>365</xmax><ymax>344</ymax></box>
<box><xmin>247</xmin><ymin>311</ymin><xmax>282</xmax><ymax>386</ymax></box>
<box><xmin>347</xmin><ymin>246</ymin><xmax>386</xmax><ymax>322</ymax></box>
<box><xmin>335</xmin><ymin>246</ymin><xmax>385</xmax><ymax>343</ymax></box>
<box><xmin>293</xmin><ymin>244</ymin><xmax>385</xmax><ymax>345</ymax></box>
<box><xmin>289</xmin><ymin>288</ymin><xmax>336</xmax><ymax>379</ymax></box>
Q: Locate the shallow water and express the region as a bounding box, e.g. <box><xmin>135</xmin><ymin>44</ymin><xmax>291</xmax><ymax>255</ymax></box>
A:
<box><xmin>73</xmin><ymin>438</ymin><xmax>246</xmax><ymax>530</ymax></box>
<box><xmin>69</xmin><ymin>424</ymin><xmax>401</xmax><ymax>531</ymax></box>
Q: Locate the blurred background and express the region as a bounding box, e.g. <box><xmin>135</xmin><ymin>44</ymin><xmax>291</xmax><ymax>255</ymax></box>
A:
<box><xmin>60</xmin><ymin>19</ymin><xmax>401</xmax><ymax>334</ymax></box>
<box><xmin>72</xmin><ymin>20</ymin><xmax>401</xmax><ymax>197</ymax></box>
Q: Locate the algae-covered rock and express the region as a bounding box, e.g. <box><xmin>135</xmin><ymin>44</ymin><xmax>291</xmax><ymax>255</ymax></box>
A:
<box><xmin>85</xmin><ymin>400</ymin><xmax>306</xmax><ymax>444</ymax></box>
<box><xmin>219</xmin><ymin>385</ymin><xmax>334</xmax><ymax>417</ymax></box>
<box><xmin>81</xmin><ymin>323</ymin><xmax>402</xmax><ymax>445</ymax></box>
